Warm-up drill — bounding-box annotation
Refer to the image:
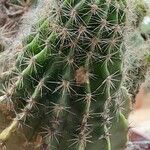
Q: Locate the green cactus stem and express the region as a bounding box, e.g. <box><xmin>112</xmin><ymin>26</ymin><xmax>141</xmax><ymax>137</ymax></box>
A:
<box><xmin>0</xmin><ymin>0</ymin><xmax>132</xmax><ymax>149</ymax></box>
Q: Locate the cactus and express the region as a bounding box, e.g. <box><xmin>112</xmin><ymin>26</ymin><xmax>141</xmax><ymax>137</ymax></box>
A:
<box><xmin>0</xmin><ymin>0</ymin><xmax>132</xmax><ymax>149</ymax></box>
<box><xmin>134</xmin><ymin>0</ymin><xmax>148</xmax><ymax>27</ymax></box>
<box><xmin>123</xmin><ymin>0</ymin><xmax>150</xmax><ymax>102</ymax></box>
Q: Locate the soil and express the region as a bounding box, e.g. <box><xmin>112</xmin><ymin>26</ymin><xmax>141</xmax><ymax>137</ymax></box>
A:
<box><xmin>0</xmin><ymin>0</ymin><xmax>32</xmax><ymax>37</ymax></box>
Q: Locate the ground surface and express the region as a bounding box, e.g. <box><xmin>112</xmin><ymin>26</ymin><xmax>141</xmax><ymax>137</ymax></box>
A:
<box><xmin>128</xmin><ymin>87</ymin><xmax>150</xmax><ymax>150</ymax></box>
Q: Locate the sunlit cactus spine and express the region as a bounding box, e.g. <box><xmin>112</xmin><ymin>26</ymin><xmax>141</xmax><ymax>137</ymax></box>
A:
<box><xmin>0</xmin><ymin>0</ymin><xmax>132</xmax><ymax>149</ymax></box>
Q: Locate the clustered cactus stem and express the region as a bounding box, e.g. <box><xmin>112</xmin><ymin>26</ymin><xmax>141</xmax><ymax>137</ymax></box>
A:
<box><xmin>0</xmin><ymin>0</ymin><xmax>132</xmax><ymax>149</ymax></box>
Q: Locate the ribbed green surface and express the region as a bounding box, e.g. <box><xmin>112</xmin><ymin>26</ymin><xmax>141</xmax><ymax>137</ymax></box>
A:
<box><xmin>0</xmin><ymin>0</ymin><xmax>130</xmax><ymax>149</ymax></box>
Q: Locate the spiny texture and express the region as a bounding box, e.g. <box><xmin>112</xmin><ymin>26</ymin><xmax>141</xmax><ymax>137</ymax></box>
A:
<box><xmin>123</xmin><ymin>30</ymin><xmax>146</xmax><ymax>101</ymax></box>
<box><xmin>123</xmin><ymin>0</ymin><xmax>150</xmax><ymax>102</ymax></box>
<box><xmin>0</xmin><ymin>0</ymin><xmax>131</xmax><ymax>149</ymax></box>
